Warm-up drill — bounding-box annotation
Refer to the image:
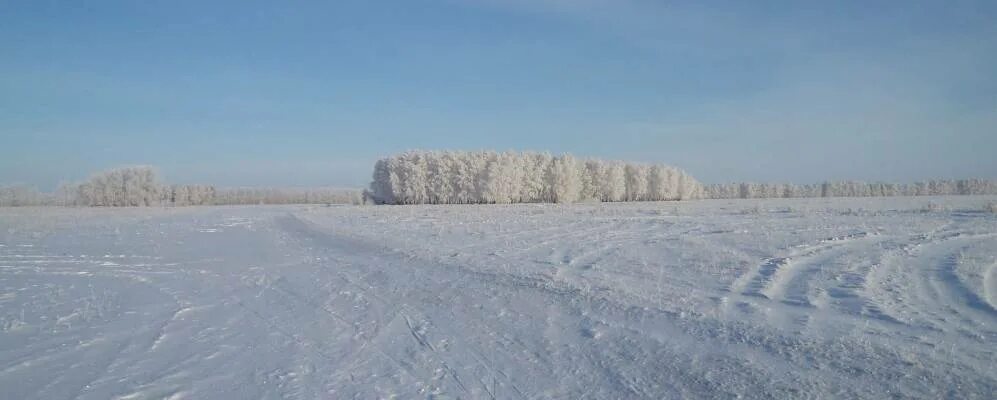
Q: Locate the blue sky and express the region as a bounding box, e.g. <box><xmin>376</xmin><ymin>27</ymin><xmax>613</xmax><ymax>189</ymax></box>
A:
<box><xmin>2</xmin><ymin>0</ymin><xmax>995</xmax><ymax>189</ymax></box>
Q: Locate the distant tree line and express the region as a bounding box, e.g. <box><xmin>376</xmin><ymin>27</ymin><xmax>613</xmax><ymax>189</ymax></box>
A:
<box><xmin>702</xmin><ymin>179</ymin><xmax>997</xmax><ymax>199</ymax></box>
<box><xmin>214</xmin><ymin>187</ymin><xmax>362</xmax><ymax>205</ymax></box>
<box><xmin>0</xmin><ymin>185</ymin><xmax>46</xmax><ymax>207</ymax></box>
<box><xmin>167</xmin><ymin>184</ymin><xmax>218</xmax><ymax>206</ymax></box>
<box><xmin>0</xmin><ymin>166</ymin><xmax>361</xmax><ymax>207</ymax></box>
<box><xmin>366</xmin><ymin>150</ymin><xmax>702</xmax><ymax>204</ymax></box>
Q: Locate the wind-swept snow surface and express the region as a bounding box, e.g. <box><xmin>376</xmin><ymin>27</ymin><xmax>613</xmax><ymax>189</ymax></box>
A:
<box><xmin>1</xmin><ymin>197</ymin><xmax>996</xmax><ymax>399</ymax></box>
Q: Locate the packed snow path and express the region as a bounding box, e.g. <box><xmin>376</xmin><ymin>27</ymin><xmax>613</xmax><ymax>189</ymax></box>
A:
<box><xmin>1</xmin><ymin>197</ymin><xmax>995</xmax><ymax>399</ymax></box>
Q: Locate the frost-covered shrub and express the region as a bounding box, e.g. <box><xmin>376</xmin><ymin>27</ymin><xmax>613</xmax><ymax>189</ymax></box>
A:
<box><xmin>367</xmin><ymin>150</ymin><xmax>701</xmax><ymax>205</ymax></box>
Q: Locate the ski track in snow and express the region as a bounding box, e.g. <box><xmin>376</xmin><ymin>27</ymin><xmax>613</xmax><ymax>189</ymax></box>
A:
<box><xmin>0</xmin><ymin>196</ymin><xmax>996</xmax><ymax>399</ymax></box>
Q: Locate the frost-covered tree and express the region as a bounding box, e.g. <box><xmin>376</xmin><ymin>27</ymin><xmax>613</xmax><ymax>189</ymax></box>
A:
<box><xmin>676</xmin><ymin>170</ymin><xmax>700</xmax><ymax>200</ymax></box>
<box><xmin>54</xmin><ymin>182</ymin><xmax>77</xmax><ymax>206</ymax></box>
<box><xmin>453</xmin><ymin>153</ymin><xmax>484</xmax><ymax>204</ymax></box>
<box><xmin>521</xmin><ymin>152</ymin><xmax>553</xmax><ymax>203</ymax></box>
<box><xmin>387</xmin><ymin>151</ymin><xmax>430</xmax><ymax>205</ymax></box>
<box><xmin>647</xmin><ymin>165</ymin><xmax>669</xmax><ymax>201</ymax></box>
<box><xmin>624</xmin><ymin>164</ymin><xmax>648</xmax><ymax>202</ymax></box>
<box><xmin>369</xmin><ymin>159</ymin><xmax>395</xmax><ymax>205</ymax></box>
<box><xmin>482</xmin><ymin>152</ymin><xmax>524</xmax><ymax>204</ymax></box>
<box><xmin>425</xmin><ymin>151</ymin><xmax>453</xmax><ymax>204</ymax></box>
<box><xmin>580</xmin><ymin>160</ymin><xmax>603</xmax><ymax>201</ymax></box>
<box><xmin>601</xmin><ymin>161</ymin><xmax>627</xmax><ymax>202</ymax></box>
<box><xmin>547</xmin><ymin>154</ymin><xmax>581</xmax><ymax>204</ymax></box>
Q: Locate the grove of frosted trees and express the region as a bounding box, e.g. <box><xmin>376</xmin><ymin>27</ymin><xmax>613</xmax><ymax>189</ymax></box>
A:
<box><xmin>74</xmin><ymin>166</ymin><xmax>164</xmax><ymax>207</ymax></box>
<box><xmin>61</xmin><ymin>167</ymin><xmax>216</xmax><ymax>207</ymax></box>
<box><xmin>367</xmin><ymin>150</ymin><xmax>702</xmax><ymax>204</ymax></box>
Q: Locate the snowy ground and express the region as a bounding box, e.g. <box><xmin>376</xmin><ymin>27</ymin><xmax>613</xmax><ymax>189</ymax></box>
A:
<box><xmin>1</xmin><ymin>196</ymin><xmax>995</xmax><ymax>399</ymax></box>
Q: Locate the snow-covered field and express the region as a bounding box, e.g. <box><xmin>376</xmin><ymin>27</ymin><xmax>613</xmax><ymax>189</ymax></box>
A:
<box><xmin>1</xmin><ymin>196</ymin><xmax>996</xmax><ymax>399</ymax></box>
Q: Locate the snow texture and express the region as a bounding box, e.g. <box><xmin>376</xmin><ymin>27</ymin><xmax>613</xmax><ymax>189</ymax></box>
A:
<box><xmin>1</xmin><ymin>196</ymin><xmax>996</xmax><ymax>399</ymax></box>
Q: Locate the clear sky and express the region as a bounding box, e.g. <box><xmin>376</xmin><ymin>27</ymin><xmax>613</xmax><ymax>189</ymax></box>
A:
<box><xmin>2</xmin><ymin>0</ymin><xmax>995</xmax><ymax>189</ymax></box>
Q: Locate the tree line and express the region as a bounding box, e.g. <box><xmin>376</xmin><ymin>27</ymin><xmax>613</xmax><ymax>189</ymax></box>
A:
<box><xmin>214</xmin><ymin>187</ymin><xmax>362</xmax><ymax>205</ymax></box>
<box><xmin>0</xmin><ymin>166</ymin><xmax>361</xmax><ymax>207</ymax></box>
<box><xmin>4</xmin><ymin>163</ymin><xmax>995</xmax><ymax>207</ymax></box>
<box><xmin>702</xmin><ymin>179</ymin><xmax>997</xmax><ymax>199</ymax></box>
<box><xmin>0</xmin><ymin>185</ymin><xmax>46</xmax><ymax>207</ymax></box>
<box><xmin>366</xmin><ymin>150</ymin><xmax>702</xmax><ymax>204</ymax></box>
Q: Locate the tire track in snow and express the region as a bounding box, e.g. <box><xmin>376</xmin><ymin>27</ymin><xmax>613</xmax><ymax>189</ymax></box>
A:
<box><xmin>984</xmin><ymin>262</ymin><xmax>997</xmax><ymax>311</ymax></box>
<box><xmin>720</xmin><ymin>231</ymin><xmax>912</xmax><ymax>333</ymax></box>
<box><xmin>728</xmin><ymin>232</ymin><xmax>873</xmax><ymax>301</ymax></box>
<box><xmin>937</xmin><ymin>252</ymin><xmax>997</xmax><ymax>316</ymax></box>
<box><xmin>865</xmin><ymin>230</ymin><xmax>997</xmax><ymax>339</ymax></box>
